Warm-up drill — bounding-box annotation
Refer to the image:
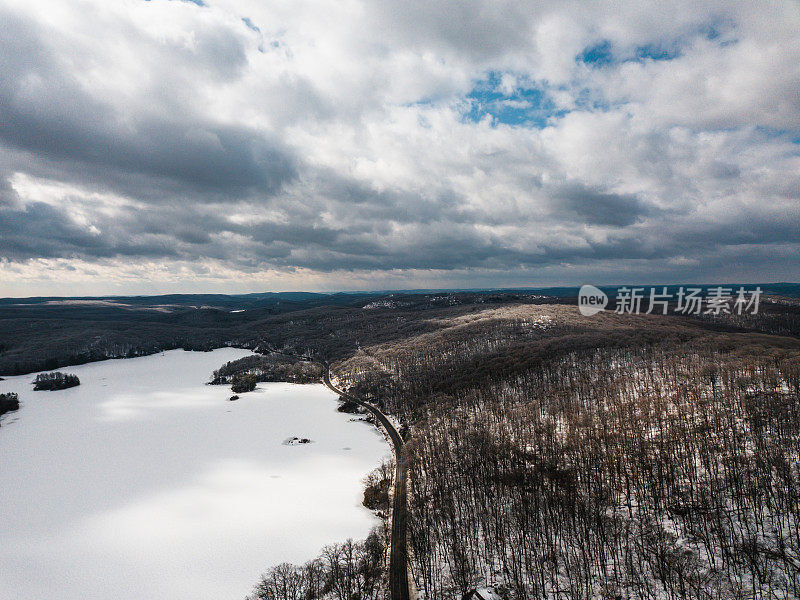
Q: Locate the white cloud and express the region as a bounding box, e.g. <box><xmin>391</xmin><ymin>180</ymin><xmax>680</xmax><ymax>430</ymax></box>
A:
<box><xmin>0</xmin><ymin>0</ymin><xmax>798</xmax><ymax>294</ymax></box>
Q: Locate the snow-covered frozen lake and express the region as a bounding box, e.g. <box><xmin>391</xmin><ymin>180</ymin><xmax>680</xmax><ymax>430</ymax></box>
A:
<box><xmin>0</xmin><ymin>348</ymin><xmax>389</xmax><ymax>600</ymax></box>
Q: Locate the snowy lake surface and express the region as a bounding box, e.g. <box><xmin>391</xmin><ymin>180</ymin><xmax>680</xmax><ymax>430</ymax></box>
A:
<box><xmin>0</xmin><ymin>348</ymin><xmax>390</xmax><ymax>600</ymax></box>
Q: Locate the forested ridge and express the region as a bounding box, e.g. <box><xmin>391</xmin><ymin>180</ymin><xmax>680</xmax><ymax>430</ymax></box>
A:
<box><xmin>1</xmin><ymin>288</ymin><xmax>797</xmax><ymax>376</ymax></box>
<box><xmin>333</xmin><ymin>305</ymin><xmax>800</xmax><ymax>599</ymax></box>
<box><xmin>0</xmin><ymin>292</ymin><xmax>559</xmax><ymax>375</ymax></box>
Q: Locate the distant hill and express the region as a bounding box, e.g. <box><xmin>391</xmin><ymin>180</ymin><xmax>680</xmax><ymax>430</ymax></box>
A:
<box><xmin>3</xmin><ymin>282</ymin><xmax>797</xmax><ymax>306</ymax></box>
<box><xmin>0</xmin><ymin>285</ymin><xmax>797</xmax><ymax>376</ymax></box>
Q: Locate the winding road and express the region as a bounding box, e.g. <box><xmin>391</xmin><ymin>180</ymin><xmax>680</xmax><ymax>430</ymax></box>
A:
<box><xmin>323</xmin><ymin>367</ymin><xmax>412</xmax><ymax>600</ymax></box>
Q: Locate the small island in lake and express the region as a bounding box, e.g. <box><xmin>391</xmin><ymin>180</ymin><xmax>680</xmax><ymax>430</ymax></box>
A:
<box><xmin>33</xmin><ymin>372</ymin><xmax>81</xmax><ymax>391</ymax></box>
<box><xmin>0</xmin><ymin>392</ymin><xmax>20</xmax><ymax>417</ymax></box>
<box><xmin>283</xmin><ymin>436</ymin><xmax>313</xmax><ymax>446</ymax></box>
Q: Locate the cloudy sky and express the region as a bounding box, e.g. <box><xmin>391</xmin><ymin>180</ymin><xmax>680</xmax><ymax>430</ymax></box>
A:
<box><xmin>0</xmin><ymin>0</ymin><xmax>799</xmax><ymax>296</ymax></box>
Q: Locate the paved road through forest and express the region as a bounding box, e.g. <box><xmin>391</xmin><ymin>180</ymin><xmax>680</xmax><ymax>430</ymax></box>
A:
<box><xmin>323</xmin><ymin>367</ymin><xmax>412</xmax><ymax>600</ymax></box>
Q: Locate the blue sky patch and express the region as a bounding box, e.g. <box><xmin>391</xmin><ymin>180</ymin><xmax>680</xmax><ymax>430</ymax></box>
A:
<box><xmin>242</xmin><ymin>17</ymin><xmax>261</xmax><ymax>34</ymax></box>
<box><xmin>464</xmin><ymin>72</ymin><xmax>564</xmax><ymax>127</ymax></box>
<box><xmin>579</xmin><ymin>41</ymin><xmax>614</xmax><ymax>67</ymax></box>
<box><xmin>635</xmin><ymin>43</ymin><xmax>681</xmax><ymax>61</ymax></box>
<box><xmin>578</xmin><ymin>39</ymin><xmax>681</xmax><ymax>68</ymax></box>
<box><xmin>700</xmin><ymin>23</ymin><xmax>721</xmax><ymax>40</ymax></box>
<box><xmin>698</xmin><ymin>21</ymin><xmax>738</xmax><ymax>47</ymax></box>
<box><xmin>753</xmin><ymin>126</ymin><xmax>800</xmax><ymax>146</ymax></box>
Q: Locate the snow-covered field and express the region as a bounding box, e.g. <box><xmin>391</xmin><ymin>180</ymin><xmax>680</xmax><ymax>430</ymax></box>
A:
<box><xmin>0</xmin><ymin>349</ymin><xmax>390</xmax><ymax>600</ymax></box>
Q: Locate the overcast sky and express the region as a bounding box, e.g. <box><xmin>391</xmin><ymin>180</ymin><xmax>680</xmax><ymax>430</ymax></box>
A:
<box><xmin>1</xmin><ymin>0</ymin><xmax>799</xmax><ymax>296</ymax></box>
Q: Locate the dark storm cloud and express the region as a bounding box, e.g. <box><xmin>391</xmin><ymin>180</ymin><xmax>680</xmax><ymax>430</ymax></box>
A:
<box><xmin>0</xmin><ymin>8</ymin><xmax>296</xmax><ymax>199</ymax></box>
<box><xmin>266</xmin><ymin>230</ymin><xmax>524</xmax><ymax>272</ymax></box>
<box><xmin>0</xmin><ymin>172</ymin><xmax>21</xmax><ymax>209</ymax></box>
<box><xmin>314</xmin><ymin>172</ymin><xmax>471</xmax><ymax>226</ymax></box>
<box><xmin>0</xmin><ymin>159</ymin><xmax>795</xmax><ymax>276</ymax></box>
<box><xmin>0</xmin><ymin>202</ymin><xmax>182</xmax><ymax>260</ymax></box>
<box><xmin>552</xmin><ymin>183</ymin><xmax>651</xmax><ymax>227</ymax></box>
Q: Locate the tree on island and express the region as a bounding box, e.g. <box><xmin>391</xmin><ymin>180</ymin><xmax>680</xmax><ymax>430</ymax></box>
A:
<box><xmin>33</xmin><ymin>372</ymin><xmax>81</xmax><ymax>391</ymax></box>
<box><xmin>0</xmin><ymin>392</ymin><xmax>19</xmax><ymax>417</ymax></box>
<box><xmin>231</xmin><ymin>372</ymin><xmax>257</xmax><ymax>394</ymax></box>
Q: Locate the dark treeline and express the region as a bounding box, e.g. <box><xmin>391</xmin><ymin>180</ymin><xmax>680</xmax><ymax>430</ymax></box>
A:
<box><xmin>333</xmin><ymin>305</ymin><xmax>800</xmax><ymax>599</ymax></box>
<box><xmin>690</xmin><ymin>295</ymin><xmax>800</xmax><ymax>338</ymax></box>
<box><xmin>212</xmin><ymin>354</ymin><xmax>324</xmax><ymax>385</ymax></box>
<box><xmin>246</xmin><ymin>531</ymin><xmax>388</xmax><ymax>600</ymax></box>
<box><xmin>361</xmin><ymin>459</ymin><xmax>394</xmax><ymax>515</ymax></box>
<box><xmin>0</xmin><ymin>392</ymin><xmax>19</xmax><ymax>417</ymax></box>
<box><xmin>33</xmin><ymin>372</ymin><xmax>80</xmax><ymax>391</ymax></box>
<box><xmin>243</xmin><ymin>461</ymin><xmax>394</xmax><ymax>600</ymax></box>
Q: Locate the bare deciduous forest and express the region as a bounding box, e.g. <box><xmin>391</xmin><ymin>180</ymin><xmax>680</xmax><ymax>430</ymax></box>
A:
<box><xmin>247</xmin><ymin>530</ymin><xmax>387</xmax><ymax>600</ymax></box>
<box><xmin>334</xmin><ymin>305</ymin><xmax>800</xmax><ymax>599</ymax></box>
